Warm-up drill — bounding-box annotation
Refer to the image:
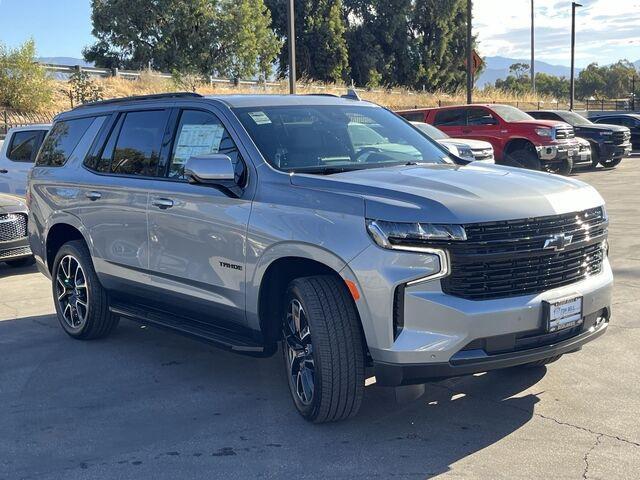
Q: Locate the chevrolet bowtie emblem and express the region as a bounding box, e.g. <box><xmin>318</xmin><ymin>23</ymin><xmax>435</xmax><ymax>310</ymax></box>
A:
<box><xmin>543</xmin><ymin>233</ymin><xmax>573</xmax><ymax>251</ymax></box>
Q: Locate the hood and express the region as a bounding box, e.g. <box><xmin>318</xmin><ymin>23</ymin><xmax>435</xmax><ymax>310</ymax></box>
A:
<box><xmin>290</xmin><ymin>163</ymin><xmax>603</xmax><ymax>224</ymax></box>
<box><xmin>438</xmin><ymin>138</ymin><xmax>493</xmax><ymax>150</ymax></box>
<box><xmin>513</xmin><ymin>120</ymin><xmax>569</xmax><ymax>129</ymax></box>
<box><xmin>0</xmin><ymin>194</ymin><xmax>26</xmax><ymax>210</ymax></box>
<box><xmin>573</xmin><ymin>123</ymin><xmax>629</xmax><ymax>133</ymax></box>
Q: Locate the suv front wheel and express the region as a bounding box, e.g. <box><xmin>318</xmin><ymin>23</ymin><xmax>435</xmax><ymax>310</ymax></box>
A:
<box><xmin>282</xmin><ymin>275</ymin><xmax>365</xmax><ymax>423</ymax></box>
<box><xmin>52</xmin><ymin>240</ymin><xmax>118</xmax><ymax>339</ymax></box>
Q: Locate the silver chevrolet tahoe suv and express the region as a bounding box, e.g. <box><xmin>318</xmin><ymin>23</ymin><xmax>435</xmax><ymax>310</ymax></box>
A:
<box><xmin>28</xmin><ymin>93</ymin><xmax>612</xmax><ymax>423</ymax></box>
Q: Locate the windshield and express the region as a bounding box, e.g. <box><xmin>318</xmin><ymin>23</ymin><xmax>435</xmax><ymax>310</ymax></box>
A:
<box><xmin>234</xmin><ymin>105</ymin><xmax>451</xmax><ymax>173</ymax></box>
<box><xmin>411</xmin><ymin>122</ymin><xmax>449</xmax><ymax>140</ymax></box>
<box><xmin>492</xmin><ymin>105</ymin><xmax>535</xmax><ymax>122</ymax></box>
<box><xmin>558</xmin><ymin>111</ymin><xmax>593</xmax><ymax>126</ymax></box>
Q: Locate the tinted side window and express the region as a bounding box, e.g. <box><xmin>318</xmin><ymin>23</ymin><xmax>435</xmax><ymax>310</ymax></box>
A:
<box><xmin>107</xmin><ymin>110</ymin><xmax>169</xmax><ymax>176</ymax></box>
<box><xmin>399</xmin><ymin>112</ymin><xmax>425</xmax><ymax>122</ymax></box>
<box><xmin>36</xmin><ymin>118</ymin><xmax>94</xmax><ymax>167</ymax></box>
<box><xmin>434</xmin><ymin>109</ymin><xmax>466</xmax><ymax>126</ymax></box>
<box><xmin>467</xmin><ymin>108</ymin><xmax>499</xmax><ymax>126</ymax></box>
<box><xmin>168</xmin><ymin>110</ymin><xmax>244</xmax><ymax>182</ymax></box>
<box><xmin>7</xmin><ymin>130</ymin><xmax>45</xmax><ymax>162</ymax></box>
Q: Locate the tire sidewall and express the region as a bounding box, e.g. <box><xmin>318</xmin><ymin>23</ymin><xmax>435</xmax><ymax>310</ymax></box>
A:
<box><xmin>507</xmin><ymin>149</ymin><xmax>541</xmax><ymax>170</ymax></box>
<box><xmin>282</xmin><ymin>282</ymin><xmax>324</xmax><ymax>420</ymax></box>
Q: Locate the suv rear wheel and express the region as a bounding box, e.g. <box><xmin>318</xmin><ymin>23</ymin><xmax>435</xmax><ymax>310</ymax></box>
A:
<box><xmin>282</xmin><ymin>275</ymin><xmax>365</xmax><ymax>423</ymax></box>
<box><xmin>506</xmin><ymin>148</ymin><xmax>541</xmax><ymax>171</ymax></box>
<box><xmin>52</xmin><ymin>240</ymin><xmax>118</xmax><ymax>339</ymax></box>
<box><xmin>599</xmin><ymin>157</ymin><xmax>623</xmax><ymax>169</ymax></box>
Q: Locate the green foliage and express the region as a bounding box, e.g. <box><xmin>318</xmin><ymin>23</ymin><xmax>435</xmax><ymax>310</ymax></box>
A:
<box><xmin>576</xmin><ymin>61</ymin><xmax>637</xmax><ymax>99</ymax></box>
<box><xmin>267</xmin><ymin>0</ymin><xmax>350</xmax><ymax>83</ymax></box>
<box><xmin>84</xmin><ymin>0</ymin><xmax>281</xmax><ymax>79</ymax></box>
<box><xmin>0</xmin><ymin>39</ymin><xmax>53</xmax><ymax>112</ymax></box>
<box><xmin>68</xmin><ymin>70</ymin><xmax>104</xmax><ymax>105</ymax></box>
<box><xmin>494</xmin><ymin>61</ymin><xmax>637</xmax><ymax>101</ymax></box>
<box><xmin>171</xmin><ymin>70</ymin><xmax>204</xmax><ymax>92</ymax></box>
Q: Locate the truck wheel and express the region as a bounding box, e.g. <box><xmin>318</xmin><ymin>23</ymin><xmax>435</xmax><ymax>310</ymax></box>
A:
<box><xmin>599</xmin><ymin>157</ymin><xmax>622</xmax><ymax>169</ymax></box>
<box><xmin>543</xmin><ymin>157</ymin><xmax>573</xmax><ymax>176</ymax></box>
<box><xmin>590</xmin><ymin>145</ymin><xmax>600</xmax><ymax>168</ymax></box>
<box><xmin>520</xmin><ymin>354</ymin><xmax>563</xmax><ymax>368</ymax></box>
<box><xmin>52</xmin><ymin>240</ymin><xmax>118</xmax><ymax>340</ymax></box>
<box><xmin>282</xmin><ymin>275</ymin><xmax>365</xmax><ymax>423</ymax></box>
<box><xmin>507</xmin><ymin>149</ymin><xmax>541</xmax><ymax>171</ymax></box>
<box><xmin>5</xmin><ymin>256</ymin><xmax>35</xmax><ymax>268</ymax></box>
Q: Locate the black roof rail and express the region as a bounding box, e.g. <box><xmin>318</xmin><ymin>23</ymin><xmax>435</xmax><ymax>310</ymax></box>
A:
<box><xmin>73</xmin><ymin>92</ymin><xmax>203</xmax><ymax>109</ymax></box>
<box><xmin>304</xmin><ymin>93</ymin><xmax>339</xmax><ymax>97</ymax></box>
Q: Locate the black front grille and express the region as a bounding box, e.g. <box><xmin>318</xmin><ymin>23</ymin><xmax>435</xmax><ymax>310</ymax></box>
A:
<box><xmin>0</xmin><ymin>213</ymin><xmax>27</xmax><ymax>242</ymax></box>
<box><xmin>612</xmin><ymin>131</ymin><xmax>631</xmax><ymax>145</ymax></box>
<box><xmin>438</xmin><ymin>207</ymin><xmax>607</xmax><ymax>300</ymax></box>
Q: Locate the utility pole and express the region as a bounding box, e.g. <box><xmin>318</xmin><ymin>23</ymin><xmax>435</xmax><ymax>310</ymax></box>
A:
<box><xmin>287</xmin><ymin>0</ymin><xmax>296</xmax><ymax>94</ymax></box>
<box><xmin>466</xmin><ymin>0</ymin><xmax>473</xmax><ymax>104</ymax></box>
<box><xmin>570</xmin><ymin>2</ymin><xmax>582</xmax><ymax>110</ymax></box>
<box><xmin>531</xmin><ymin>0</ymin><xmax>535</xmax><ymax>95</ymax></box>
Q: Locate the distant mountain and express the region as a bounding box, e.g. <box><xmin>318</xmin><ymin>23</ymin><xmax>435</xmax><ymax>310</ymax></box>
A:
<box><xmin>634</xmin><ymin>59</ymin><xmax>640</xmax><ymax>69</ymax></box>
<box><xmin>37</xmin><ymin>57</ymin><xmax>94</xmax><ymax>67</ymax></box>
<box><xmin>478</xmin><ymin>56</ymin><xmax>579</xmax><ymax>88</ymax></box>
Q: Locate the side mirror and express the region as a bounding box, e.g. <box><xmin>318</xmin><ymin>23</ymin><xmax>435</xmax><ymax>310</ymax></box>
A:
<box><xmin>184</xmin><ymin>154</ymin><xmax>242</xmax><ymax>197</ymax></box>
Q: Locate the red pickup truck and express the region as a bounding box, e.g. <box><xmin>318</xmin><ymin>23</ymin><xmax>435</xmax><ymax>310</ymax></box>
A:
<box><xmin>397</xmin><ymin>104</ymin><xmax>581</xmax><ymax>175</ymax></box>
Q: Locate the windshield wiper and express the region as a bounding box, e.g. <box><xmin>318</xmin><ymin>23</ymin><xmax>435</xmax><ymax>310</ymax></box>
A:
<box><xmin>289</xmin><ymin>166</ymin><xmax>364</xmax><ymax>175</ymax></box>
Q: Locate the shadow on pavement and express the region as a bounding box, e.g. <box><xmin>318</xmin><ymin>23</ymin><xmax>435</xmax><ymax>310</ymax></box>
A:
<box><xmin>0</xmin><ymin>262</ymin><xmax>38</xmax><ymax>278</ymax></box>
<box><xmin>0</xmin><ymin>314</ymin><xmax>546</xmax><ymax>479</ymax></box>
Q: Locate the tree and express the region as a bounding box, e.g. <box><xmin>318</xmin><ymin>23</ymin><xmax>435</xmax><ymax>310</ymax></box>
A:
<box><xmin>266</xmin><ymin>0</ymin><xmax>350</xmax><ymax>83</ymax></box>
<box><xmin>509</xmin><ymin>62</ymin><xmax>530</xmax><ymax>80</ymax></box>
<box><xmin>0</xmin><ymin>39</ymin><xmax>53</xmax><ymax>112</ymax></box>
<box><xmin>84</xmin><ymin>0</ymin><xmax>281</xmax><ymax>79</ymax></box>
<box><xmin>411</xmin><ymin>0</ymin><xmax>470</xmax><ymax>91</ymax></box>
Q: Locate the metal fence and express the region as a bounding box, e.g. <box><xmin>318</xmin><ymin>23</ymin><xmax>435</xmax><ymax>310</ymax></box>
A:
<box><xmin>1</xmin><ymin>110</ymin><xmax>53</xmax><ymax>137</ymax></box>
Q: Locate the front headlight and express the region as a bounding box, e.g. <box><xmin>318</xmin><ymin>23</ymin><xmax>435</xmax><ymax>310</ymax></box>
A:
<box><xmin>366</xmin><ymin>219</ymin><xmax>467</xmax><ymax>250</ymax></box>
<box><xmin>535</xmin><ymin>127</ymin><xmax>553</xmax><ymax>138</ymax></box>
<box><xmin>456</xmin><ymin>146</ymin><xmax>475</xmax><ymax>160</ymax></box>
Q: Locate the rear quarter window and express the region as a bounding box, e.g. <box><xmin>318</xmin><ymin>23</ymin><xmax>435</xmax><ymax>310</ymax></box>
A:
<box><xmin>7</xmin><ymin>130</ymin><xmax>46</xmax><ymax>162</ymax></box>
<box><xmin>36</xmin><ymin>117</ymin><xmax>95</xmax><ymax>167</ymax></box>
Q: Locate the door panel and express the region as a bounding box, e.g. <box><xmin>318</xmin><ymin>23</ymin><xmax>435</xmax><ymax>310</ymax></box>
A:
<box><xmin>432</xmin><ymin>108</ymin><xmax>466</xmax><ymax>137</ymax></box>
<box><xmin>462</xmin><ymin>107</ymin><xmax>504</xmax><ymax>153</ymax></box>
<box><xmin>146</xmin><ymin>108</ymin><xmax>251</xmax><ymax>327</ymax></box>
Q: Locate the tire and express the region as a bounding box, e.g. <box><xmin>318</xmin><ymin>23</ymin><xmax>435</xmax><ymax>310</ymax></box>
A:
<box><xmin>543</xmin><ymin>156</ymin><xmax>573</xmax><ymax>176</ymax></box>
<box><xmin>5</xmin><ymin>256</ymin><xmax>35</xmax><ymax>268</ymax></box>
<box><xmin>507</xmin><ymin>148</ymin><xmax>541</xmax><ymax>171</ymax></box>
<box><xmin>590</xmin><ymin>145</ymin><xmax>600</xmax><ymax>168</ymax></box>
<box><xmin>281</xmin><ymin>275</ymin><xmax>365</xmax><ymax>423</ymax></box>
<box><xmin>599</xmin><ymin>157</ymin><xmax>622</xmax><ymax>169</ymax></box>
<box><xmin>52</xmin><ymin>240</ymin><xmax>118</xmax><ymax>340</ymax></box>
<box><xmin>519</xmin><ymin>354</ymin><xmax>563</xmax><ymax>368</ymax></box>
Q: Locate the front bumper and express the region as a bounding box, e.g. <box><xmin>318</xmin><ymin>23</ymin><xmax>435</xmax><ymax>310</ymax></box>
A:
<box><xmin>0</xmin><ymin>236</ymin><xmax>32</xmax><ymax>262</ymax></box>
<box><xmin>374</xmin><ymin>309</ymin><xmax>608</xmax><ymax>385</ymax></box>
<box><xmin>601</xmin><ymin>142</ymin><xmax>632</xmax><ymax>160</ymax></box>
<box><xmin>536</xmin><ymin>142</ymin><xmax>580</xmax><ymax>162</ymax></box>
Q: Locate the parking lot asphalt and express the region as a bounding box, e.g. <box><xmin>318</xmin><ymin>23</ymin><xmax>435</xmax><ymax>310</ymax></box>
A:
<box><xmin>1</xmin><ymin>157</ymin><xmax>639</xmax><ymax>480</ymax></box>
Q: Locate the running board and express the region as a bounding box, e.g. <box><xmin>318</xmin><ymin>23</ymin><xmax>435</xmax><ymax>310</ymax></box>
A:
<box><xmin>109</xmin><ymin>304</ymin><xmax>266</xmax><ymax>355</ymax></box>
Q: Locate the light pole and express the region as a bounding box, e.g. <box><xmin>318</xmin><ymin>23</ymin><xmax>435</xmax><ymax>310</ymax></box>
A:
<box><xmin>466</xmin><ymin>0</ymin><xmax>473</xmax><ymax>104</ymax></box>
<box><xmin>531</xmin><ymin>0</ymin><xmax>535</xmax><ymax>95</ymax></box>
<box><xmin>570</xmin><ymin>2</ymin><xmax>582</xmax><ymax>110</ymax></box>
<box><xmin>287</xmin><ymin>0</ymin><xmax>296</xmax><ymax>94</ymax></box>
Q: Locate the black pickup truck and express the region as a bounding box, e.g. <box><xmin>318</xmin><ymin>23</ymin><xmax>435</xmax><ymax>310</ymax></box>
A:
<box><xmin>527</xmin><ymin>110</ymin><xmax>631</xmax><ymax>168</ymax></box>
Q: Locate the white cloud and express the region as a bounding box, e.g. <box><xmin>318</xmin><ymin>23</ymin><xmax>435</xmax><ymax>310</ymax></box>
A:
<box><xmin>474</xmin><ymin>0</ymin><xmax>640</xmax><ymax>66</ymax></box>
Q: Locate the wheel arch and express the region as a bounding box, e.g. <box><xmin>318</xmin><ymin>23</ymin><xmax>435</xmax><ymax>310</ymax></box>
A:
<box><xmin>249</xmin><ymin>243</ymin><xmax>371</xmax><ymax>353</ymax></box>
<box><xmin>45</xmin><ymin>217</ymin><xmax>91</xmax><ymax>273</ymax></box>
<box><xmin>503</xmin><ymin>137</ymin><xmax>537</xmax><ymax>156</ymax></box>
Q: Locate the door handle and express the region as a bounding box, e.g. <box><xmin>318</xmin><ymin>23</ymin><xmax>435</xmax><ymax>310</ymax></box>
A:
<box><xmin>151</xmin><ymin>198</ymin><xmax>174</xmax><ymax>209</ymax></box>
<box><xmin>462</xmin><ymin>129</ymin><xmax>472</xmax><ymax>134</ymax></box>
<box><xmin>0</xmin><ymin>169</ymin><xmax>8</xmax><ymax>174</ymax></box>
<box><xmin>85</xmin><ymin>191</ymin><xmax>102</xmax><ymax>201</ymax></box>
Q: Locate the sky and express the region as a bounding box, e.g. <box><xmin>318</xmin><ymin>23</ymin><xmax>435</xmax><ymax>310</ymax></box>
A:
<box><xmin>0</xmin><ymin>0</ymin><xmax>638</xmax><ymax>67</ymax></box>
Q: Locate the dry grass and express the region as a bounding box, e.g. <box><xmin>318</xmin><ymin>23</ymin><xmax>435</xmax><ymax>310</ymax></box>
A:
<box><xmin>49</xmin><ymin>73</ymin><xmax>557</xmax><ymax>114</ymax></box>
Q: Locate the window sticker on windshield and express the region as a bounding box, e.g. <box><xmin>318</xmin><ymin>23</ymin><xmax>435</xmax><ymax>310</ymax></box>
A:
<box><xmin>248</xmin><ymin>111</ymin><xmax>272</xmax><ymax>125</ymax></box>
<box><xmin>173</xmin><ymin>124</ymin><xmax>225</xmax><ymax>165</ymax></box>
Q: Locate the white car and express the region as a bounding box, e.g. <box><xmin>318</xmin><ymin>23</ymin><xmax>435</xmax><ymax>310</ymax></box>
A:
<box><xmin>0</xmin><ymin>124</ymin><xmax>51</xmax><ymax>196</ymax></box>
<box><xmin>411</xmin><ymin>121</ymin><xmax>494</xmax><ymax>163</ymax></box>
